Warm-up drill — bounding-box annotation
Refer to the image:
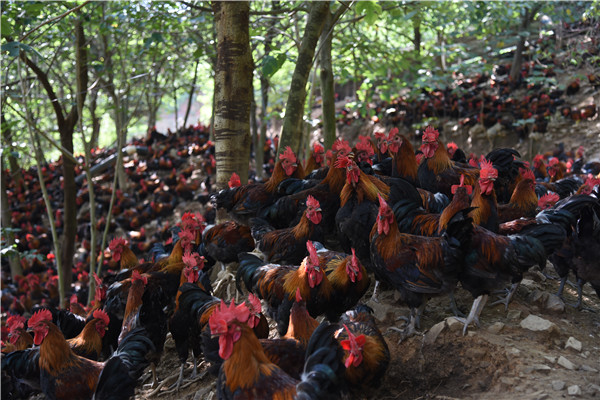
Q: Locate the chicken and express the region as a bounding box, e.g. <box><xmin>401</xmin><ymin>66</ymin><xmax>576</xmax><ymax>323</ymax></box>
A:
<box><xmin>251</xmin><ymin>195</ymin><xmax>324</xmax><ymax>265</ymax></box>
<box><xmin>260</xmin><ymin>289</ymin><xmax>319</xmax><ymax>379</ymax></box>
<box><xmin>370</xmin><ymin>194</ymin><xmax>474</xmax><ymax>337</ymax></box>
<box><xmin>372</xmin><ymin>128</ymin><xmax>419</xmax><ymax>185</ymax></box>
<box><xmin>335</xmin><ymin>304</ymin><xmax>390</xmax><ymax>387</ymax></box>
<box><xmin>260</xmin><ymin>139</ymin><xmax>350</xmax><ymax>231</ymax></box>
<box><xmin>168</xmin><ymin>253</ymin><xmax>211</xmax><ymax>389</ymax></box>
<box><xmin>109</xmin><ymin>237</ymin><xmax>139</xmax><ymax>271</ymax></box>
<box><xmin>3</xmin><ymin>309</ymin><xmax>155</xmax><ymax>400</ymax></box>
<box><xmin>4</xmin><ymin>315</ymin><xmax>34</xmax><ymax>353</ymax></box>
<box><xmin>66</xmin><ymin>309</ymin><xmax>110</xmax><ymax>360</ymax></box>
<box><xmin>198</xmin><ymin>220</ymin><xmax>255</xmax><ymax>269</ymax></box>
<box><xmin>497</xmin><ymin>169</ymin><xmax>538</xmax><ymax>223</ymax></box>
<box><xmin>209</xmin><ymin>301</ymin><xmax>343</xmax><ymax>400</ymax></box>
<box><xmin>418</xmin><ymin>126</ymin><xmax>479</xmax><ymax>197</ymax></box>
<box><xmin>236</xmin><ymin>241</ymin><xmax>334</xmax><ymax>335</ymax></box>
<box><xmin>471</xmin><ymin>159</ymin><xmax>500</xmax><ymax>232</ymax></box>
<box><xmin>215</xmin><ymin>146</ymin><xmax>305</xmax><ymax>225</ymax></box>
<box><xmin>303</xmin><ymin>142</ymin><xmax>325</xmax><ymax>176</ymax></box>
<box><xmin>177</xmin><ymin>283</ymin><xmax>269</xmax><ymax>377</ymax></box>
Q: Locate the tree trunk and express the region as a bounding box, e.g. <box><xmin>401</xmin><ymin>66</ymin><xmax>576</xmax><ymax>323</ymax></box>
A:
<box><xmin>212</xmin><ymin>1</ymin><xmax>253</xmax><ymax>189</ymax></box>
<box><xmin>183</xmin><ymin>59</ymin><xmax>200</xmax><ymax>128</ymax></box>
<box><xmin>412</xmin><ymin>12</ymin><xmax>421</xmax><ymax>57</ymax></box>
<box><xmin>509</xmin><ymin>4</ymin><xmax>542</xmax><ymax>83</ymax></box>
<box><xmin>319</xmin><ymin>10</ymin><xmax>336</xmax><ymax>150</ymax></box>
<box><xmin>88</xmin><ymin>88</ymin><xmax>101</xmax><ymax>150</ymax></box>
<box><xmin>0</xmin><ymin>168</ymin><xmax>22</xmax><ymax>279</ymax></box>
<box><xmin>278</xmin><ymin>1</ymin><xmax>329</xmax><ymax>158</ymax></box>
<box><xmin>1</xmin><ymin>114</ymin><xmax>24</xmax><ymax>188</ymax></box>
<box><xmin>251</xmin><ymin>91</ymin><xmax>258</xmax><ymax>174</ymax></box>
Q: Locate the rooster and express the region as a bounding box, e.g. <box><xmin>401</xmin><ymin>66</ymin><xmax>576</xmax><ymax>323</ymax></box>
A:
<box><xmin>237</xmin><ymin>240</ymin><xmax>334</xmax><ymax>335</ymax></box>
<box><xmin>370</xmin><ymin>194</ymin><xmax>474</xmax><ymax>337</ymax></box>
<box><xmin>168</xmin><ymin>252</ymin><xmax>211</xmax><ymax>389</ymax></box>
<box><xmin>209</xmin><ymin>301</ymin><xmax>343</xmax><ymax>399</ymax></box>
<box><xmin>335</xmin><ymin>304</ymin><xmax>390</xmax><ymax>388</ymax></box>
<box><xmin>198</xmin><ymin>220</ymin><xmax>255</xmax><ymax>269</ymax></box>
<box><xmin>497</xmin><ymin>169</ymin><xmax>538</xmax><ymax>223</ymax></box>
<box><xmin>303</xmin><ymin>142</ymin><xmax>325</xmax><ymax>176</ymax></box>
<box><xmin>471</xmin><ymin>159</ymin><xmax>500</xmax><ymax>232</ymax></box>
<box><xmin>251</xmin><ymin>195</ymin><xmax>324</xmax><ymax>265</ymax></box>
<box><xmin>177</xmin><ymin>283</ymin><xmax>269</xmax><ymax>377</ymax></box>
<box><xmin>372</xmin><ymin>128</ymin><xmax>419</xmax><ymax>186</ymax></box>
<box><xmin>3</xmin><ymin>309</ymin><xmax>155</xmax><ymax>400</ymax></box>
<box><xmin>67</xmin><ymin>309</ymin><xmax>110</xmax><ymax>360</ymax></box>
<box><xmin>418</xmin><ymin>126</ymin><xmax>479</xmax><ymax>197</ymax></box>
<box><xmin>4</xmin><ymin>315</ymin><xmax>34</xmax><ymax>353</ymax></box>
<box><xmin>215</xmin><ymin>146</ymin><xmax>304</xmax><ymax>225</ymax></box>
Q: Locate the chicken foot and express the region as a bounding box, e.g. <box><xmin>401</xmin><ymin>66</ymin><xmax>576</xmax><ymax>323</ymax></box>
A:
<box><xmin>456</xmin><ymin>294</ymin><xmax>488</xmax><ymax>336</ymax></box>
<box><xmin>370</xmin><ymin>281</ymin><xmax>381</xmax><ymax>303</ymax></box>
<box><xmin>388</xmin><ymin>303</ymin><xmax>425</xmax><ymax>342</ymax></box>
<box><xmin>448</xmin><ymin>291</ymin><xmax>465</xmax><ymax>318</ymax></box>
<box><xmin>490</xmin><ymin>282</ymin><xmax>519</xmax><ymax>310</ymax></box>
<box><xmin>562</xmin><ymin>279</ymin><xmax>597</xmax><ymax>312</ymax></box>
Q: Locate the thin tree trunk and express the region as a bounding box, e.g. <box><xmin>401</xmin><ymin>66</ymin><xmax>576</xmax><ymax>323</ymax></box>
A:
<box><xmin>251</xmin><ymin>91</ymin><xmax>258</xmax><ymax>175</ymax></box>
<box><xmin>278</xmin><ymin>1</ymin><xmax>329</xmax><ymax>158</ymax></box>
<box><xmin>0</xmin><ymin>168</ymin><xmax>22</xmax><ymax>279</ymax></box>
<box><xmin>183</xmin><ymin>59</ymin><xmax>200</xmax><ymax>129</ymax></box>
<box><xmin>510</xmin><ymin>4</ymin><xmax>542</xmax><ymax>82</ymax></box>
<box><xmin>88</xmin><ymin>89</ymin><xmax>101</xmax><ymax>150</ymax></box>
<box><xmin>319</xmin><ymin>10</ymin><xmax>336</xmax><ymax>150</ymax></box>
<box><xmin>173</xmin><ymin>67</ymin><xmax>178</xmax><ymax>132</ymax></box>
<box><xmin>1</xmin><ymin>114</ymin><xmax>24</xmax><ymax>187</ymax></box>
<box><xmin>212</xmin><ymin>1</ymin><xmax>253</xmax><ymax>189</ymax></box>
<box><xmin>412</xmin><ymin>12</ymin><xmax>421</xmax><ymax>56</ymax></box>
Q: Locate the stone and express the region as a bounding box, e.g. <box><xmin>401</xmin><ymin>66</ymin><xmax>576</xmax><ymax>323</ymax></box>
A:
<box><xmin>581</xmin><ymin>364</ymin><xmax>598</xmax><ymax>373</ymax></box>
<box><xmin>529</xmin><ymin>270</ymin><xmax>547</xmax><ymax>282</ymax></box>
<box><xmin>557</xmin><ymin>356</ymin><xmax>577</xmax><ymax>370</ymax></box>
<box><xmin>423</xmin><ymin>321</ymin><xmax>446</xmax><ymax>345</ymax></box>
<box><xmin>567</xmin><ymin>385</ymin><xmax>582</xmax><ymax>396</ymax></box>
<box><xmin>445</xmin><ymin>317</ymin><xmax>463</xmax><ymax>332</ymax></box>
<box><xmin>552</xmin><ymin>380</ymin><xmax>565</xmax><ymax>391</ymax></box>
<box><xmin>530</xmin><ymin>290</ymin><xmax>549</xmax><ymax>304</ymax></box>
<box><xmin>488</xmin><ymin>322</ymin><xmax>505</xmax><ymax>334</ymax></box>
<box><xmin>465</xmin><ymin>347</ymin><xmax>487</xmax><ymax>359</ymax></box>
<box><xmin>545</xmin><ymin>294</ymin><xmax>565</xmax><ymax>313</ymax></box>
<box><xmin>520</xmin><ymin>278</ymin><xmax>537</xmax><ymax>289</ymax></box>
<box><xmin>366</xmin><ymin>300</ymin><xmax>394</xmax><ymax>322</ymax></box>
<box><xmin>520</xmin><ymin>315</ymin><xmax>558</xmax><ymax>333</ymax></box>
<box><xmin>507</xmin><ymin>310</ymin><xmax>522</xmax><ymax>320</ymax></box>
<box><xmin>528</xmin><ymin>364</ymin><xmax>551</xmax><ymax>373</ymax></box>
<box><xmin>544</xmin><ymin>356</ymin><xmax>557</xmax><ymax>364</ymax></box>
<box><xmin>565</xmin><ymin>337</ymin><xmax>582</xmax><ymax>352</ymax></box>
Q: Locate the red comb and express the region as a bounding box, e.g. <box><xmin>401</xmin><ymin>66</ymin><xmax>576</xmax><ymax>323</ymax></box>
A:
<box><xmin>131</xmin><ymin>270</ymin><xmax>147</xmax><ymax>285</ymax></box>
<box><xmin>334</xmin><ymin>155</ymin><xmax>352</xmax><ymax>169</ymax></box>
<box><xmin>7</xmin><ymin>315</ymin><xmax>26</xmax><ymax>331</ymax></box>
<box><xmin>521</xmin><ymin>169</ymin><xmax>535</xmax><ymax>181</ymax></box>
<box><xmin>306</xmin><ymin>195</ymin><xmax>320</xmax><ymax>209</ymax></box>
<box><xmin>28</xmin><ymin>309</ymin><xmax>52</xmax><ymax>328</ymax></box>
<box><xmin>280</xmin><ymin>146</ymin><xmax>296</xmax><ymax>163</ymax></box>
<box><xmin>109</xmin><ymin>237</ymin><xmax>126</xmax><ymax>251</ymax></box>
<box><xmin>422</xmin><ymin>126</ymin><xmax>439</xmax><ymax>143</ymax></box>
<box><xmin>228</xmin><ymin>173</ymin><xmax>241</xmax><ymax>188</ymax></box>
<box><xmin>451</xmin><ymin>174</ymin><xmax>473</xmax><ymax>195</ymax></box>
<box><xmin>306</xmin><ymin>241</ymin><xmax>320</xmax><ymax>267</ymax></box>
<box><xmin>93</xmin><ymin>309</ymin><xmax>110</xmax><ymax>326</ymax></box>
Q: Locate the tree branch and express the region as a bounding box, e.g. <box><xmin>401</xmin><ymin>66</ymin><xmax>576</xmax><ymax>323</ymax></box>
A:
<box><xmin>20</xmin><ymin>52</ymin><xmax>65</xmax><ymax>127</ymax></box>
<box><xmin>19</xmin><ymin>1</ymin><xmax>91</xmax><ymax>42</ymax></box>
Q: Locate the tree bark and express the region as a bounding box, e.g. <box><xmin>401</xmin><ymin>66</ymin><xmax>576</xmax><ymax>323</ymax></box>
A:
<box><xmin>183</xmin><ymin>59</ymin><xmax>200</xmax><ymax>128</ymax></box>
<box><xmin>278</xmin><ymin>1</ymin><xmax>329</xmax><ymax>158</ymax></box>
<box><xmin>20</xmin><ymin>17</ymin><xmax>88</xmax><ymax>306</ymax></box>
<box><xmin>88</xmin><ymin>88</ymin><xmax>101</xmax><ymax>150</ymax></box>
<box><xmin>1</xmin><ymin>114</ymin><xmax>24</xmax><ymax>188</ymax></box>
<box><xmin>212</xmin><ymin>1</ymin><xmax>253</xmax><ymax>189</ymax></box>
<box><xmin>412</xmin><ymin>11</ymin><xmax>421</xmax><ymax>57</ymax></box>
<box><xmin>319</xmin><ymin>10</ymin><xmax>336</xmax><ymax>150</ymax></box>
<box><xmin>509</xmin><ymin>4</ymin><xmax>543</xmax><ymax>83</ymax></box>
<box><xmin>0</xmin><ymin>168</ymin><xmax>22</xmax><ymax>279</ymax></box>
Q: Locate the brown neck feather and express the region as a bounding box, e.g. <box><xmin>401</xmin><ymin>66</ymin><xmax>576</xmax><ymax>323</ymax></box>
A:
<box><xmin>426</xmin><ymin>140</ymin><xmax>453</xmax><ymax>174</ymax></box>
<box><xmin>394</xmin><ymin>135</ymin><xmax>418</xmax><ymax>179</ymax></box>
<box><xmin>39</xmin><ymin>322</ymin><xmax>77</xmax><ymax>374</ymax></box>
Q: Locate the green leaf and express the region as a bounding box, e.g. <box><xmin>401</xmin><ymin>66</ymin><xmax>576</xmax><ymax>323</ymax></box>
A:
<box><xmin>193</xmin><ymin>47</ymin><xmax>203</xmax><ymax>58</ymax></box>
<box><xmin>1</xmin><ymin>41</ymin><xmax>20</xmax><ymax>57</ymax></box>
<box><xmin>355</xmin><ymin>1</ymin><xmax>382</xmax><ymax>25</ymax></box>
<box><xmin>1</xmin><ymin>15</ymin><xmax>13</xmax><ymax>36</ymax></box>
<box><xmin>262</xmin><ymin>55</ymin><xmax>279</xmax><ymax>77</ymax></box>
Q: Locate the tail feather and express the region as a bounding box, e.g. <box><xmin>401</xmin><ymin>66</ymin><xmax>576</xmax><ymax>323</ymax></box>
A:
<box><xmin>295</xmin><ymin>323</ymin><xmax>343</xmax><ymax>400</ymax></box>
<box><xmin>443</xmin><ymin>207</ymin><xmax>476</xmax><ymax>250</ymax></box>
<box><xmin>178</xmin><ymin>282</ymin><xmax>219</xmax><ymax>321</ymax></box>
<box><xmin>517</xmin><ymin>224</ymin><xmax>567</xmax><ymax>257</ymax></box>
<box><xmin>250</xmin><ymin>217</ymin><xmax>275</xmax><ymax>243</ymax></box>
<box><xmin>93</xmin><ymin>327</ymin><xmax>155</xmax><ymax>400</ymax></box>
<box><xmin>236</xmin><ymin>252</ymin><xmax>267</xmax><ymax>294</ymax></box>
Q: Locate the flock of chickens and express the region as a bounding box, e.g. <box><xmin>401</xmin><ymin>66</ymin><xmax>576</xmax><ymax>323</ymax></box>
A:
<box><xmin>2</xmin><ymin>114</ymin><xmax>600</xmax><ymax>399</ymax></box>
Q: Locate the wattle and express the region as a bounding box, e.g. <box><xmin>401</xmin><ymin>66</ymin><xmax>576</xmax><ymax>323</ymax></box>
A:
<box><xmin>422</xmin><ymin>143</ymin><xmax>436</xmax><ymax>159</ymax></box>
<box><xmin>284</xmin><ymin>166</ymin><xmax>296</xmax><ymax>176</ymax></box>
<box><xmin>479</xmin><ymin>179</ymin><xmax>494</xmax><ymax>195</ymax></box>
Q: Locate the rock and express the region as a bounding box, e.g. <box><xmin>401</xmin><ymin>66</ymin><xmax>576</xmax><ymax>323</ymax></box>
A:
<box><xmin>544</xmin><ymin>356</ymin><xmax>556</xmax><ymax>364</ymax></box>
<box><xmin>565</xmin><ymin>337</ymin><xmax>582</xmax><ymax>352</ymax></box>
<box><xmin>520</xmin><ymin>315</ymin><xmax>558</xmax><ymax>333</ymax></box>
<box><xmin>507</xmin><ymin>310</ymin><xmax>522</xmax><ymax>320</ymax></box>
<box><xmin>488</xmin><ymin>322</ymin><xmax>505</xmax><ymax>334</ymax></box>
<box><xmin>528</xmin><ymin>270</ymin><xmax>547</xmax><ymax>282</ymax></box>
<box><xmin>424</xmin><ymin>321</ymin><xmax>446</xmax><ymax>345</ymax></box>
<box><xmin>366</xmin><ymin>300</ymin><xmax>394</xmax><ymax>322</ymax></box>
<box><xmin>581</xmin><ymin>364</ymin><xmax>598</xmax><ymax>373</ymax></box>
<box><xmin>545</xmin><ymin>294</ymin><xmax>565</xmax><ymax>313</ymax></box>
<box><xmin>465</xmin><ymin>347</ymin><xmax>487</xmax><ymax>359</ymax></box>
<box><xmin>445</xmin><ymin>317</ymin><xmax>463</xmax><ymax>332</ymax></box>
<box><xmin>527</xmin><ymin>364</ymin><xmax>552</xmax><ymax>373</ymax></box>
<box><xmin>567</xmin><ymin>385</ymin><xmax>582</xmax><ymax>396</ymax></box>
<box><xmin>520</xmin><ymin>278</ymin><xmax>537</xmax><ymax>289</ymax></box>
<box><xmin>530</xmin><ymin>290</ymin><xmax>549</xmax><ymax>305</ymax></box>
<box><xmin>557</xmin><ymin>356</ymin><xmax>577</xmax><ymax>370</ymax></box>
<box><xmin>552</xmin><ymin>380</ymin><xmax>565</xmax><ymax>391</ymax></box>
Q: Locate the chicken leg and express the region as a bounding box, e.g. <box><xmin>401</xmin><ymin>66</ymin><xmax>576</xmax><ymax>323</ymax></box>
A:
<box><xmin>388</xmin><ymin>303</ymin><xmax>425</xmax><ymax>342</ymax></box>
<box><xmin>490</xmin><ymin>282</ymin><xmax>519</xmax><ymax>310</ymax></box>
<box><xmin>456</xmin><ymin>294</ymin><xmax>488</xmax><ymax>336</ymax></box>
